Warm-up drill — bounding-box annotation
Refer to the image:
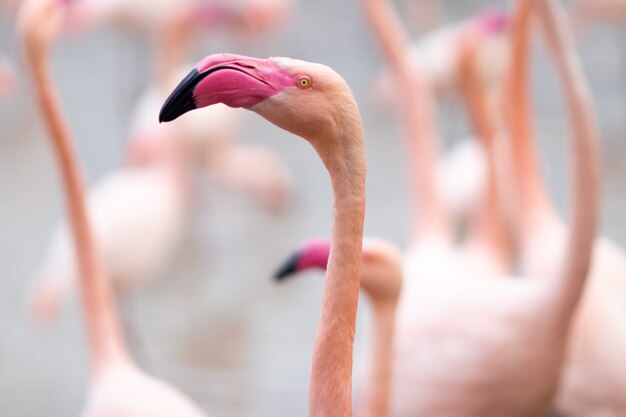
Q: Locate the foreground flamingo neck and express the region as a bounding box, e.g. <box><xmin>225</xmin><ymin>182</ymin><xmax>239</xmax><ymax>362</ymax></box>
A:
<box><xmin>28</xmin><ymin>33</ymin><xmax>130</xmax><ymax>376</ymax></box>
<box><xmin>507</xmin><ymin>0</ymin><xmax>557</xmax><ymax>234</ymax></box>
<box><xmin>361</xmin><ymin>0</ymin><xmax>448</xmax><ymax>240</ymax></box>
<box><xmin>308</xmin><ymin>119</ymin><xmax>366</xmax><ymax>417</ymax></box>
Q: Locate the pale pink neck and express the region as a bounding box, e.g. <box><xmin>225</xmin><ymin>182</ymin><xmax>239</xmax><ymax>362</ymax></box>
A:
<box><xmin>507</xmin><ymin>0</ymin><xmax>558</xmax><ymax>236</ymax></box>
<box><xmin>461</xmin><ymin>54</ymin><xmax>512</xmax><ymax>269</ymax></box>
<box><xmin>155</xmin><ymin>16</ymin><xmax>193</xmax><ymax>88</ymax></box>
<box><xmin>361</xmin><ymin>0</ymin><xmax>448</xmax><ymax>240</ymax></box>
<box><xmin>358</xmin><ymin>303</ymin><xmax>396</xmax><ymax>417</ymax></box>
<box><xmin>309</xmin><ymin>126</ymin><xmax>366</xmax><ymax>417</ymax></box>
<box><xmin>536</xmin><ymin>0</ymin><xmax>600</xmax><ymax>320</ymax></box>
<box><xmin>31</xmin><ymin>52</ymin><xmax>130</xmax><ymax>376</ymax></box>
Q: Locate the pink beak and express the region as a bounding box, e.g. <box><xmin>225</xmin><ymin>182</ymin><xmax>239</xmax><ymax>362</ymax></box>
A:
<box><xmin>159</xmin><ymin>53</ymin><xmax>293</xmax><ymax>123</ymax></box>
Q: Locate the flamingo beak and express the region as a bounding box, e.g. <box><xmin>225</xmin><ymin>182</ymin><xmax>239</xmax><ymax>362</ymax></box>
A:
<box><xmin>159</xmin><ymin>53</ymin><xmax>293</xmax><ymax>123</ymax></box>
<box><xmin>273</xmin><ymin>251</ymin><xmax>301</xmax><ymax>281</ymax></box>
<box><xmin>273</xmin><ymin>238</ymin><xmax>332</xmax><ymax>281</ymax></box>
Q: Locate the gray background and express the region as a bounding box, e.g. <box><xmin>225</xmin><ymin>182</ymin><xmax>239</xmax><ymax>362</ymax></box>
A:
<box><xmin>1</xmin><ymin>0</ymin><xmax>625</xmax><ymax>416</ymax></box>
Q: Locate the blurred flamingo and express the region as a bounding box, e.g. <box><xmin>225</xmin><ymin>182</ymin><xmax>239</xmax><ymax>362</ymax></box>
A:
<box><xmin>29</xmin><ymin>69</ymin><xmax>190</xmax><ymax>325</ymax></box>
<box><xmin>507</xmin><ymin>0</ymin><xmax>626</xmax><ymax>415</ymax></box>
<box><xmin>362</xmin><ymin>0</ymin><xmax>600</xmax><ymax>415</ymax></box>
<box><xmin>160</xmin><ymin>52</ymin><xmax>367</xmax><ymax>417</ymax></box>
<box><xmin>274</xmin><ymin>237</ymin><xmax>402</xmax><ymax>417</ymax></box>
<box><xmin>18</xmin><ymin>0</ymin><xmax>209</xmax><ymax>415</ymax></box>
<box><xmin>373</xmin><ymin>9</ymin><xmax>510</xmax><ymax>228</ymax></box>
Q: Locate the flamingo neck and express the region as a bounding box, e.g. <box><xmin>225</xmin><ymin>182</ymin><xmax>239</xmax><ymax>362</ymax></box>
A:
<box><xmin>460</xmin><ymin>54</ymin><xmax>512</xmax><ymax>268</ymax></box>
<box><xmin>361</xmin><ymin>0</ymin><xmax>448</xmax><ymax>240</ymax></box>
<box><xmin>308</xmin><ymin>124</ymin><xmax>366</xmax><ymax>417</ymax></box>
<box><xmin>359</xmin><ymin>302</ymin><xmax>396</xmax><ymax>417</ymax></box>
<box><xmin>507</xmin><ymin>0</ymin><xmax>558</xmax><ymax>234</ymax></box>
<box><xmin>536</xmin><ymin>0</ymin><xmax>600</xmax><ymax>319</ymax></box>
<box><xmin>31</xmin><ymin>53</ymin><xmax>130</xmax><ymax>376</ymax></box>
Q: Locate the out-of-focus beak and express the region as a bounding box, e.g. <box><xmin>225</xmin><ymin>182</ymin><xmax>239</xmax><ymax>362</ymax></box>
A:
<box><xmin>273</xmin><ymin>251</ymin><xmax>301</xmax><ymax>281</ymax></box>
<box><xmin>159</xmin><ymin>53</ymin><xmax>293</xmax><ymax>123</ymax></box>
<box><xmin>273</xmin><ymin>238</ymin><xmax>332</xmax><ymax>281</ymax></box>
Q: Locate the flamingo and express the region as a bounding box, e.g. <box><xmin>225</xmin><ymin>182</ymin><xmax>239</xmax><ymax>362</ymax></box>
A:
<box><xmin>361</xmin><ymin>0</ymin><xmax>600</xmax><ymax>416</ymax></box>
<box><xmin>18</xmin><ymin>0</ymin><xmax>208</xmax><ymax>415</ymax></box>
<box><xmin>160</xmin><ymin>52</ymin><xmax>367</xmax><ymax>417</ymax></box>
<box><xmin>274</xmin><ymin>237</ymin><xmax>402</xmax><ymax>417</ymax></box>
<box><xmin>28</xmin><ymin>68</ymin><xmax>190</xmax><ymax>325</ymax></box>
<box><xmin>507</xmin><ymin>0</ymin><xmax>626</xmax><ymax>415</ymax></box>
<box><xmin>372</xmin><ymin>8</ymin><xmax>510</xmax><ymax>233</ymax></box>
<box><xmin>457</xmin><ymin>28</ymin><xmax>516</xmax><ymax>279</ymax></box>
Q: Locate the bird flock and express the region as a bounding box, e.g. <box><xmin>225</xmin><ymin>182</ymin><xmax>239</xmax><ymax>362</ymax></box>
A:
<box><xmin>2</xmin><ymin>0</ymin><xmax>626</xmax><ymax>416</ymax></box>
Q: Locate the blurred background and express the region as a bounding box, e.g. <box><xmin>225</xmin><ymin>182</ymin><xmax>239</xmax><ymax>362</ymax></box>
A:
<box><xmin>1</xmin><ymin>0</ymin><xmax>625</xmax><ymax>416</ymax></box>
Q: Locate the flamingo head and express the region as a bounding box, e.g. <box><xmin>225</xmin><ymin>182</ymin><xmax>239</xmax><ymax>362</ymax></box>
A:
<box><xmin>18</xmin><ymin>0</ymin><xmax>69</xmax><ymax>65</ymax></box>
<box><xmin>475</xmin><ymin>8</ymin><xmax>510</xmax><ymax>35</ymax></box>
<box><xmin>274</xmin><ymin>237</ymin><xmax>402</xmax><ymax>306</ymax></box>
<box><xmin>160</xmin><ymin>53</ymin><xmax>360</xmax><ymax>148</ymax></box>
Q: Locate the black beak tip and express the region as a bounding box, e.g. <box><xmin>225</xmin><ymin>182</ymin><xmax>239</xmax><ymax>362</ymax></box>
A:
<box><xmin>159</xmin><ymin>68</ymin><xmax>201</xmax><ymax>123</ymax></box>
<box><xmin>273</xmin><ymin>252</ymin><xmax>300</xmax><ymax>282</ymax></box>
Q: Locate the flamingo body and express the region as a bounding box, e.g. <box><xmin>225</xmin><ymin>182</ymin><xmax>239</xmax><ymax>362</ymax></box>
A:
<box><xmin>82</xmin><ymin>362</ymin><xmax>207</xmax><ymax>417</ymax></box>
<box><xmin>436</xmin><ymin>138</ymin><xmax>487</xmax><ymax>222</ymax></box>
<box><xmin>31</xmin><ymin>166</ymin><xmax>185</xmax><ymax>322</ymax></box>
<box><xmin>391</xmin><ymin>240</ymin><xmax>563</xmax><ymax>417</ymax></box>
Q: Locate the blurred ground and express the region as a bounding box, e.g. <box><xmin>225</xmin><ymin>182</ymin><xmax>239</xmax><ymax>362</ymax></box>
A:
<box><xmin>0</xmin><ymin>0</ymin><xmax>625</xmax><ymax>416</ymax></box>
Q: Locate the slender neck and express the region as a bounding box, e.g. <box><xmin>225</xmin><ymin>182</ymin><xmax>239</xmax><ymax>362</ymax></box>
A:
<box><xmin>361</xmin><ymin>0</ymin><xmax>448</xmax><ymax>240</ymax></box>
<box><xmin>155</xmin><ymin>14</ymin><xmax>193</xmax><ymax>88</ymax></box>
<box><xmin>536</xmin><ymin>0</ymin><xmax>600</xmax><ymax>319</ymax></box>
<box><xmin>308</xmin><ymin>126</ymin><xmax>367</xmax><ymax>417</ymax></box>
<box><xmin>507</xmin><ymin>0</ymin><xmax>557</xmax><ymax>238</ymax></box>
<box><xmin>460</xmin><ymin>50</ymin><xmax>512</xmax><ymax>268</ymax></box>
<box><xmin>30</xmin><ymin>50</ymin><xmax>130</xmax><ymax>375</ymax></box>
<box><xmin>358</xmin><ymin>302</ymin><xmax>396</xmax><ymax>417</ymax></box>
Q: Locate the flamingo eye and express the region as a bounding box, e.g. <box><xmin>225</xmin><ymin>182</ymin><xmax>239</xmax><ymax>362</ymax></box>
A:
<box><xmin>297</xmin><ymin>76</ymin><xmax>311</xmax><ymax>89</ymax></box>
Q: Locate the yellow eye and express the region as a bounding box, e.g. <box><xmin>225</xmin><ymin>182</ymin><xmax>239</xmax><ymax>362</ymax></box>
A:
<box><xmin>298</xmin><ymin>76</ymin><xmax>311</xmax><ymax>89</ymax></box>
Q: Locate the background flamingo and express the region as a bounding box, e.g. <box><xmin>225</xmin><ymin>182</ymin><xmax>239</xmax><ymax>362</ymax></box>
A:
<box><xmin>275</xmin><ymin>237</ymin><xmax>402</xmax><ymax>417</ymax></box>
<box><xmin>372</xmin><ymin>8</ymin><xmax>511</xmax><ymax>232</ymax></box>
<box><xmin>362</xmin><ymin>0</ymin><xmax>600</xmax><ymax>415</ymax></box>
<box><xmin>18</xmin><ymin>0</ymin><xmax>210</xmax><ymax>415</ymax></box>
<box><xmin>506</xmin><ymin>0</ymin><xmax>626</xmax><ymax>415</ymax></box>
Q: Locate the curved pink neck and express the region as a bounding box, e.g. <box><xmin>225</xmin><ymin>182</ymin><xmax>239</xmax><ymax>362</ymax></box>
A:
<box><xmin>29</xmin><ymin>44</ymin><xmax>130</xmax><ymax>376</ymax></box>
<box><xmin>460</xmin><ymin>48</ymin><xmax>513</xmax><ymax>269</ymax></box>
<box><xmin>536</xmin><ymin>0</ymin><xmax>600</xmax><ymax>320</ymax></box>
<box><xmin>507</xmin><ymin>0</ymin><xmax>558</xmax><ymax>236</ymax></box>
<box><xmin>361</xmin><ymin>0</ymin><xmax>448</xmax><ymax>240</ymax></box>
<box><xmin>308</xmin><ymin>121</ymin><xmax>366</xmax><ymax>417</ymax></box>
